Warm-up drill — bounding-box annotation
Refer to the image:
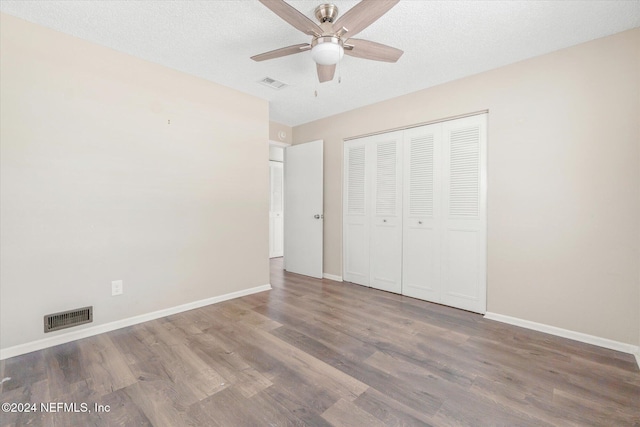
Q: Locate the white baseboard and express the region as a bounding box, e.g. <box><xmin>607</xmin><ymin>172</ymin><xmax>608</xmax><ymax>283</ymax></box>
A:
<box><xmin>0</xmin><ymin>284</ymin><xmax>272</xmax><ymax>361</ymax></box>
<box><xmin>484</xmin><ymin>312</ymin><xmax>640</xmax><ymax>365</ymax></box>
<box><xmin>323</xmin><ymin>273</ymin><xmax>343</xmax><ymax>282</ymax></box>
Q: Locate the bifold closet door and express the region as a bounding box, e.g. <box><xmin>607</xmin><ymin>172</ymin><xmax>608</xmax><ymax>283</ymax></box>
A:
<box><xmin>344</xmin><ymin>114</ymin><xmax>486</xmax><ymax>312</ymax></box>
<box><xmin>441</xmin><ymin>114</ymin><xmax>487</xmax><ymax>313</ymax></box>
<box><xmin>343</xmin><ymin>131</ymin><xmax>403</xmax><ymax>292</ymax></box>
<box><xmin>369</xmin><ymin>131</ymin><xmax>403</xmax><ymax>293</ymax></box>
<box><xmin>343</xmin><ymin>141</ymin><xmax>369</xmax><ymax>286</ymax></box>
<box><xmin>402</xmin><ymin>124</ymin><xmax>442</xmax><ymax>301</ymax></box>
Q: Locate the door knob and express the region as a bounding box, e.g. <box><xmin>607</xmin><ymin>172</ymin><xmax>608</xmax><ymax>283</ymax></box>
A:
<box><xmin>418</xmin><ymin>221</ymin><xmax>422</xmax><ymax>224</ymax></box>
<box><xmin>314</xmin><ymin>214</ymin><xmax>323</xmax><ymax>219</ymax></box>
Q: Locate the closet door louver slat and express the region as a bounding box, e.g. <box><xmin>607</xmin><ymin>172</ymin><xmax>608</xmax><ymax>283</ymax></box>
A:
<box><xmin>448</xmin><ymin>126</ymin><xmax>480</xmax><ymax>217</ymax></box>
<box><xmin>376</xmin><ymin>141</ymin><xmax>398</xmax><ymax>216</ymax></box>
<box><xmin>347</xmin><ymin>146</ymin><xmax>366</xmax><ymax>215</ymax></box>
<box><xmin>409</xmin><ymin>135</ymin><xmax>434</xmax><ymax>218</ymax></box>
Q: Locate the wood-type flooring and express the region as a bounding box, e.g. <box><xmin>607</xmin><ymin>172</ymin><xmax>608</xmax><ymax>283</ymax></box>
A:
<box><xmin>1</xmin><ymin>258</ymin><xmax>639</xmax><ymax>426</ymax></box>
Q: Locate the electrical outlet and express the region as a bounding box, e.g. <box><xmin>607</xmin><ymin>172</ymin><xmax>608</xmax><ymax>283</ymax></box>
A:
<box><xmin>111</xmin><ymin>280</ymin><xmax>123</xmax><ymax>296</ymax></box>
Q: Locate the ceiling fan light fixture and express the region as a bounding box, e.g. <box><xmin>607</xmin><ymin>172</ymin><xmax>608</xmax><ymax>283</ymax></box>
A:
<box><xmin>311</xmin><ymin>37</ymin><xmax>344</xmax><ymax>65</ymax></box>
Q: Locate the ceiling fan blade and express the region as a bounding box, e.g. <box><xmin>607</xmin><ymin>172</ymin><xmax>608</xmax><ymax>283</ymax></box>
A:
<box><xmin>251</xmin><ymin>43</ymin><xmax>311</xmax><ymax>62</ymax></box>
<box><xmin>344</xmin><ymin>39</ymin><xmax>403</xmax><ymax>62</ymax></box>
<box><xmin>317</xmin><ymin>63</ymin><xmax>336</xmax><ymax>83</ymax></box>
<box><xmin>258</xmin><ymin>0</ymin><xmax>323</xmax><ymax>36</ymax></box>
<box><xmin>332</xmin><ymin>0</ymin><xmax>399</xmax><ymax>38</ymax></box>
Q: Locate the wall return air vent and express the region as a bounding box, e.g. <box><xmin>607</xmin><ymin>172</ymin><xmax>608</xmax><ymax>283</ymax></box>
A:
<box><xmin>259</xmin><ymin>77</ymin><xmax>288</xmax><ymax>90</ymax></box>
<box><xmin>44</xmin><ymin>306</ymin><xmax>93</xmax><ymax>333</ymax></box>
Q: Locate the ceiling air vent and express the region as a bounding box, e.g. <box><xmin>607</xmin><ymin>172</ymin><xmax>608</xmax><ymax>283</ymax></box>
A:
<box><xmin>259</xmin><ymin>77</ymin><xmax>288</xmax><ymax>90</ymax></box>
<box><xmin>44</xmin><ymin>306</ymin><xmax>93</xmax><ymax>333</ymax></box>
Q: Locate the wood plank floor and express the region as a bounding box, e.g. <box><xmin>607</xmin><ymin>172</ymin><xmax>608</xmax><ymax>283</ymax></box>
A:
<box><xmin>1</xmin><ymin>258</ymin><xmax>639</xmax><ymax>426</ymax></box>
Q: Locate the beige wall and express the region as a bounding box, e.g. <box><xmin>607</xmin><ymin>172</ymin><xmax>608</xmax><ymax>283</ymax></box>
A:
<box><xmin>293</xmin><ymin>29</ymin><xmax>640</xmax><ymax>346</ymax></box>
<box><xmin>0</xmin><ymin>14</ymin><xmax>270</xmax><ymax>350</ymax></box>
<box><xmin>269</xmin><ymin>121</ymin><xmax>293</xmax><ymax>144</ymax></box>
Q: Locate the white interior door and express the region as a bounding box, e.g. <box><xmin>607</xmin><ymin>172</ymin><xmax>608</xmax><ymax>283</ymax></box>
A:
<box><xmin>284</xmin><ymin>140</ymin><xmax>323</xmax><ymax>278</ymax></box>
<box><xmin>441</xmin><ymin>114</ymin><xmax>487</xmax><ymax>313</ymax></box>
<box><xmin>269</xmin><ymin>161</ymin><xmax>284</xmax><ymax>258</ymax></box>
<box><xmin>369</xmin><ymin>132</ymin><xmax>403</xmax><ymax>293</ymax></box>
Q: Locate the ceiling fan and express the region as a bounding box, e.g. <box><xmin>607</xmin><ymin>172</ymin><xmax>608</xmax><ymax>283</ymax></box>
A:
<box><xmin>251</xmin><ymin>0</ymin><xmax>403</xmax><ymax>83</ymax></box>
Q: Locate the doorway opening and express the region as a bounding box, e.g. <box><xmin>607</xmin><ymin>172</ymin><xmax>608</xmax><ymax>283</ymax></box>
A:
<box><xmin>269</xmin><ymin>142</ymin><xmax>288</xmax><ymax>261</ymax></box>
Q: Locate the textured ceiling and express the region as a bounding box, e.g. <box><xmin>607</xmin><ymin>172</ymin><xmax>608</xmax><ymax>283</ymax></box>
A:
<box><xmin>1</xmin><ymin>1</ymin><xmax>639</xmax><ymax>126</ymax></box>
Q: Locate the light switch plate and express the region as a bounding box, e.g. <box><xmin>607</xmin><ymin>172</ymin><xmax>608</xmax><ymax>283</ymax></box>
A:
<box><xmin>111</xmin><ymin>280</ymin><xmax>123</xmax><ymax>296</ymax></box>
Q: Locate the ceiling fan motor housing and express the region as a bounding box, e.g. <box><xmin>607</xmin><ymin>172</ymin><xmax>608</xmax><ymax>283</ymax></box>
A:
<box><xmin>314</xmin><ymin>4</ymin><xmax>339</xmax><ymax>23</ymax></box>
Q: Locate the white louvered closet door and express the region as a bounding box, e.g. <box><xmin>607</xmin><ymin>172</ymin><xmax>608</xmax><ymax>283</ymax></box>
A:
<box><xmin>402</xmin><ymin>124</ymin><xmax>442</xmax><ymax>302</ymax></box>
<box><xmin>343</xmin><ymin>141</ymin><xmax>369</xmax><ymax>286</ymax></box>
<box><xmin>369</xmin><ymin>131</ymin><xmax>403</xmax><ymax>293</ymax></box>
<box><xmin>343</xmin><ymin>114</ymin><xmax>486</xmax><ymax>313</ymax></box>
<box><xmin>441</xmin><ymin>114</ymin><xmax>487</xmax><ymax>313</ymax></box>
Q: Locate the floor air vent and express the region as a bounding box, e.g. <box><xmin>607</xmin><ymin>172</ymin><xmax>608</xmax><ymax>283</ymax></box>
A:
<box><xmin>44</xmin><ymin>306</ymin><xmax>93</xmax><ymax>333</ymax></box>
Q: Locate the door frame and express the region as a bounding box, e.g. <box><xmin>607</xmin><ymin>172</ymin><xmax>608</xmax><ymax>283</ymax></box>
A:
<box><xmin>268</xmin><ymin>140</ymin><xmax>290</xmax><ymax>261</ymax></box>
<box><xmin>269</xmin><ymin>140</ymin><xmax>291</xmax><ymax>148</ymax></box>
<box><xmin>269</xmin><ymin>160</ymin><xmax>284</xmax><ymax>258</ymax></box>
